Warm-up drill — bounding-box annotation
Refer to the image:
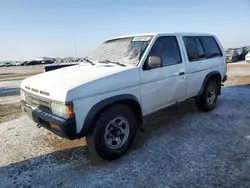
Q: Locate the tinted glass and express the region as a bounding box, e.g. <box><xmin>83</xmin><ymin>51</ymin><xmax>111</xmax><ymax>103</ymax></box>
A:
<box><xmin>194</xmin><ymin>38</ymin><xmax>205</xmax><ymax>59</ymax></box>
<box><xmin>149</xmin><ymin>36</ymin><xmax>182</xmax><ymax>66</ymax></box>
<box><xmin>183</xmin><ymin>37</ymin><xmax>199</xmax><ymax>61</ymax></box>
<box><xmin>199</xmin><ymin>36</ymin><xmax>222</xmax><ymax>58</ymax></box>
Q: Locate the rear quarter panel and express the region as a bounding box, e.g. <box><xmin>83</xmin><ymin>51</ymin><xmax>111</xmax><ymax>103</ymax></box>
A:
<box><xmin>180</xmin><ymin>35</ymin><xmax>226</xmax><ymax>97</ymax></box>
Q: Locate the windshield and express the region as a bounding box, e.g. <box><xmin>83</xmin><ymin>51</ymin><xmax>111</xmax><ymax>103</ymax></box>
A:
<box><xmin>87</xmin><ymin>36</ymin><xmax>153</xmax><ymax>66</ymax></box>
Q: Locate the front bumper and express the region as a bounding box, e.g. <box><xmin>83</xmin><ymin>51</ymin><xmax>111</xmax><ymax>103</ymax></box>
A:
<box><xmin>21</xmin><ymin>100</ymin><xmax>76</xmax><ymax>139</ymax></box>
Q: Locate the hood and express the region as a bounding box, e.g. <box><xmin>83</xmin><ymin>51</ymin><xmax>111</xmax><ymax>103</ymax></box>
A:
<box><xmin>20</xmin><ymin>64</ymin><xmax>135</xmax><ymax>102</ymax></box>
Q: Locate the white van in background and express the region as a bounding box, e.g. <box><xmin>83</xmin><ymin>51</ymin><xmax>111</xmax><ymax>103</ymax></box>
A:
<box><xmin>20</xmin><ymin>32</ymin><xmax>227</xmax><ymax>160</ymax></box>
<box><xmin>245</xmin><ymin>51</ymin><xmax>250</xmax><ymax>63</ymax></box>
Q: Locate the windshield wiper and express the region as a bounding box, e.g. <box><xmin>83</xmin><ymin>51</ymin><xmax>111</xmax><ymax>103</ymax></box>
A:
<box><xmin>98</xmin><ymin>60</ymin><xmax>126</xmax><ymax>67</ymax></box>
<box><xmin>83</xmin><ymin>57</ymin><xmax>95</xmax><ymax>65</ymax></box>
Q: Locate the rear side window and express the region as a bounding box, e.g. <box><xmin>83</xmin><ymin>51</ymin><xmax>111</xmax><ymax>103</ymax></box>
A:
<box><xmin>183</xmin><ymin>37</ymin><xmax>205</xmax><ymax>61</ymax></box>
<box><xmin>148</xmin><ymin>36</ymin><xmax>182</xmax><ymax>66</ymax></box>
<box><xmin>194</xmin><ymin>38</ymin><xmax>205</xmax><ymax>59</ymax></box>
<box><xmin>199</xmin><ymin>36</ymin><xmax>222</xmax><ymax>58</ymax></box>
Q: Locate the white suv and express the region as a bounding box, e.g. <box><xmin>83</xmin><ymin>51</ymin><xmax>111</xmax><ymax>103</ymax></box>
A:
<box><xmin>20</xmin><ymin>33</ymin><xmax>227</xmax><ymax>160</ymax></box>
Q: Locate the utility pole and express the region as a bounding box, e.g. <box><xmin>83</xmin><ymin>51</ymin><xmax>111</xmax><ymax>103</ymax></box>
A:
<box><xmin>73</xmin><ymin>28</ymin><xmax>77</xmax><ymax>57</ymax></box>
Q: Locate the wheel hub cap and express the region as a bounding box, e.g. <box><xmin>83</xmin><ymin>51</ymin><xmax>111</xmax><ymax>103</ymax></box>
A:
<box><xmin>207</xmin><ymin>84</ymin><xmax>216</xmax><ymax>106</ymax></box>
<box><xmin>104</xmin><ymin>117</ymin><xmax>130</xmax><ymax>150</ymax></box>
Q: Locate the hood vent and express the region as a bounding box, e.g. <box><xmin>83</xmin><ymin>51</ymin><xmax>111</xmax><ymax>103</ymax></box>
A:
<box><xmin>31</xmin><ymin>88</ymin><xmax>39</xmax><ymax>93</ymax></box>
<box><xmin>40</xmin><ymin>90</ymin><xmax>50</xmax><ymax>96</ymax></box>
<box><xmin>25</xmin><ymin>86</ymin><xmax>31</xmax><ymax>90</ymax></box>
<box><xmin>25</xmin><ymin>86</ymin><xmax>50</xmax><ymax>96</ymax></box>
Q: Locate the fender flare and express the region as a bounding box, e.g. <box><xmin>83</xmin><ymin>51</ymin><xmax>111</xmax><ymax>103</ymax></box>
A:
<box><xmin>76</xmin><ymin>94</ymin><xmax>141</xmax><ymax>138</ymax></box>
<box><xmin>197</xmin><ymin>71</ymin><xmax>221</xmax><ymax>96</ymax></box>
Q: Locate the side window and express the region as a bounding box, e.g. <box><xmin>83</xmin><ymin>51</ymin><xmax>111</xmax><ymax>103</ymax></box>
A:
<box><xmin>183</xmin><ymin>37</ymin><xmax>199</xmax><ymax>61</ymax></box>
<box><xmin>183</xmin><ymin>37</ymin><xmax>205</xmax><ymax>61</ymax></box>
<box><xmin>194</xmin><ymin>38</ymin><xmax>205</xmax><ymax>59</ymax></box>
<box><xmin>199</xmin><ymin>36</ymin><xmax>222</xmax><ymax>58</ymax></box>
<box><xmin>148</xmin><ymin>36</ymin><xmax>182</xmax><ymax>66</ymax></box>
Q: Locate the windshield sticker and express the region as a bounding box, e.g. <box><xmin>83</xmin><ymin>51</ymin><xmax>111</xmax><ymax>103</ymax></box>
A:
<box><xmin>132</xmin><ymin>36</ymin><xmax>151</xmax><ymax>42</ymax></box>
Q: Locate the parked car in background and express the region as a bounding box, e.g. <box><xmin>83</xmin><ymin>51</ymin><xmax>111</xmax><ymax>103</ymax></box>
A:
<box><xmin>42</xmin><ymin>60</ymin><xmax>54</xmax><ymax>64</ymax></box>
<box><xmin>238</xmin><ymin>47</ymin><xmax>248</xmax><ymax>60</ymax></box>
<box><xmin>3</xmin><ymin>62</ymin><xmax>12</xmax><ymax>67</ymax></box>
<box><xmin>20</xmin><ymin>61</ymin><xmax>28</xmax><ymax>66</ymax></box>
<box><xmin>245</xmin><ymin>51</ymin><xmax>250</xmax><ymax>63</ymax></box>
<box><xmin>26</xmin><ymin>60</ymin><xmax>42</xmax><ymax>66</ymax></box>
<box><xmin>20</xmin><ymin>32</ymin><xmax>227</xmax><ymax>160</ymax></box>
<box><xmin>225</xmin><ymin>49</ymin><xmax>240</xmax><ymax>63</ymax></box>
<box><xmin>15</xmin><ymin>61</ymin><xmax>23</xmax><ymax>66</ymax></box>
<box><xmin>44</xmin><ymin>62</ymin><xmax>79</xmax><ymax>72</ymax></box>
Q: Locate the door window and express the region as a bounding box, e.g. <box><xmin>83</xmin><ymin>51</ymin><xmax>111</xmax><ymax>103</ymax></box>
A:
<box><xmin>148</xmin><ymin>36</ymin><xmax>182</xmax><ymax>67</ymax></box>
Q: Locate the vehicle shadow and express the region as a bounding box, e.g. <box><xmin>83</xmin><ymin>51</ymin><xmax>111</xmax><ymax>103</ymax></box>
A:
<box><xmin>132</xmin><ymin>98</ymin><xmax>197</xmax><ymax>151</ymax></box>
<box><xmin>227</xmin><ymin>83</ymin><xmax>250</xmax><ymax>88</ymax></box>
<box><xmin>0</xmin><ymin>87</ymin><xmax>20</xmax><ymax>97</ymax></box>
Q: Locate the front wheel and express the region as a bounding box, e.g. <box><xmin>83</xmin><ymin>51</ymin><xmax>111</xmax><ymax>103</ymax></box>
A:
<box><xmin>86</xmin><ymin>104</ymin><xmax>137</xmax><ymax>160</ymax></box>
<box><xmin>195</xmin><ymin>80</ymin><xmax>218</xmax><ymax>111</ymax></box>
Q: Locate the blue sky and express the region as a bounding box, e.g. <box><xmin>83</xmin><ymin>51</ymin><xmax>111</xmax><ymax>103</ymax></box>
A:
<box><xmin>0</xmin><ymin>0</ymin><xmax>249</xmax><ymax>61</ymax></box>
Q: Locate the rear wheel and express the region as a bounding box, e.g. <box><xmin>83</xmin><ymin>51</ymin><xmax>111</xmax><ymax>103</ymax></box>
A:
<box><xmin>86</xmin><ymin>104</ymin><xmax>137</xmax><ymax>160</ymax></box>
<box><xmin>195</xmin><ymin>79</ymin><xmax>218</xmax><ymax>111</ymax></box>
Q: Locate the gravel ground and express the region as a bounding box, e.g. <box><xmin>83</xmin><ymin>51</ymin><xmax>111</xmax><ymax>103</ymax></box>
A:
<box><xmin>0</xmin><ymin>103</ymin><xmax>22</xmax><ymax>123</ymax></box>
<box><xmin>0</xmin><ymin>64</ymin><xmax>250</xmax><ymax>188</ymax></box>
<box><xmin>0</xmin><ymin>65</ymin><xmax>44</xmax><ymax>76</ymax></box>
<box><xmin>0</xmin><ymin>80</ymin><xmax>22</xmax><ymax>122</ymax></box>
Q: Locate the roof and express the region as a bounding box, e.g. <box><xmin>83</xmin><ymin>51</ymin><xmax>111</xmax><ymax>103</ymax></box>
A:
<box><xmin>108</xmin><ymin>32</ymin><xmax>214</xmax><ymax>40</ymax></box>
<box><xmin>108</xmin><ymin>33</ymin><xmax>156</xmax><ymax>40</ymax></box>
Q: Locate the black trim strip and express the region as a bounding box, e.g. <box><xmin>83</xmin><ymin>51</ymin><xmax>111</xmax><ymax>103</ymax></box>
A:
<box><xmin>77</xmin><ymin>94</ymin><xmax>142</xmax><ymax>138</ymax></box>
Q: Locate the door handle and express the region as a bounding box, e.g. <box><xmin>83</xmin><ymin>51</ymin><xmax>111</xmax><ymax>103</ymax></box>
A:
<box><xmin>179</xmin><ymin>72</ymin><xmax>185</xmax><ymax>75</ymax></box>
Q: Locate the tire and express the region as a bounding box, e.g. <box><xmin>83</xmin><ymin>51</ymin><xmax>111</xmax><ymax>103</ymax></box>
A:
<box><xmin>195</xmin><ymin>79</ymin><xmax>218</xmax><ymax>111</ymax></box>
<box><xmin>86</xmin><ymin>104</ymin><xmax>137</xmax><ymax>160</ymax></box>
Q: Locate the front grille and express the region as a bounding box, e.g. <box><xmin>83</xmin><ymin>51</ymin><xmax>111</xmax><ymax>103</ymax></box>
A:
<box><xmin>25</xmin><ymin>92</ymin><xmax>51</xmax><ymax>111</ymax></box>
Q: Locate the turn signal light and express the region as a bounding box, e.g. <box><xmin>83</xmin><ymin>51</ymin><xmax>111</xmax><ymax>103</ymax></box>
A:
<box><xmin>67</xmin><ymin>104</ymin><xmax>74</xmax><ymax>119</ymax></box>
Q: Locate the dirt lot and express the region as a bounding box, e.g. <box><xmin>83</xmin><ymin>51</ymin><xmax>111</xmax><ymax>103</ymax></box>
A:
<box><xmin>0</xmin><ymin>66</ymin><xmax>44</xmax><ymax>123</ymax></box>
<box><xmin>0</xmin><ymin>63</ymin><xmax>250</xmax><ymax>188</ymax></box>
<box><xmin>0</xmin><ymin>103</ymin><xmax>22</xmax><ymax>123</ymax></box>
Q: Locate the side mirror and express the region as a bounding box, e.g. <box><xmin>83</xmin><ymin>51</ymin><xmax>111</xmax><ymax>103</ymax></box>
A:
<box><xmin>148</xmin><ymin>56</ymin><xmax>162</xmax><ymax>69</ymax></box>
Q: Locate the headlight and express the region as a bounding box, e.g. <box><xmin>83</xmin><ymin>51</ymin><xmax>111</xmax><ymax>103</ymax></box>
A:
<box><xmin>51</xmin><ymin>102</ymin><xmax>74</xmax><ymax>119</ymax></box>
<box><xmin>20</xmin><ymin>90</ymin><xmax>26</xmax><ymax>101</ymax></box>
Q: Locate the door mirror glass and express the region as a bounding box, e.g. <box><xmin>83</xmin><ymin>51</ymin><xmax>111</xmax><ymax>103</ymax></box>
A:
<box><xmin>148</xmin><ymin>56</ymin><xmax>162</xmax><ymax>68</ymax></box>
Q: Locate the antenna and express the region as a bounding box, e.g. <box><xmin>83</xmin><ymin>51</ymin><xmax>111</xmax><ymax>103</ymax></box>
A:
<box><xmin>73</xmin><ymin>28</ymin><xmax>77</xmax><ymax>57</ymax></box>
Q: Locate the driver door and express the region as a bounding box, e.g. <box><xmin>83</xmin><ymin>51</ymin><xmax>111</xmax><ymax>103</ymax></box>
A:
<box><xmin>140</xmin><ymin>36</ymin><xmax>186</xmax><ymax>115</ymax></box>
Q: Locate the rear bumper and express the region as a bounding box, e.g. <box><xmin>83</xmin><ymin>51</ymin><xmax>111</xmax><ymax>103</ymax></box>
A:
<box><xmin>21</xmin><ymin>100</ymin><xmax>76</xmax><ymax>139</ymax></box>
<box><xmin>222</xmin><ymin>75</ymin><xmax>227</xmax><ymax>82</ymax></box>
